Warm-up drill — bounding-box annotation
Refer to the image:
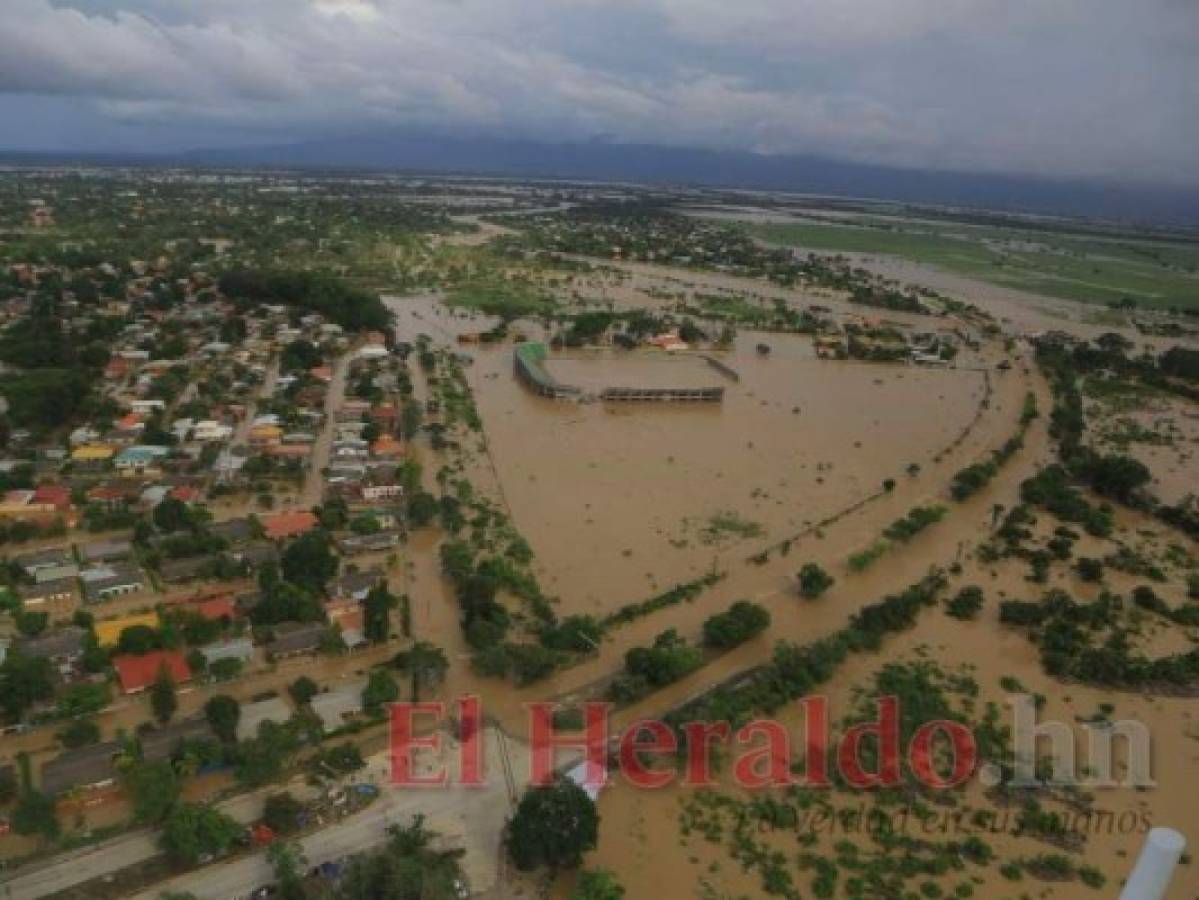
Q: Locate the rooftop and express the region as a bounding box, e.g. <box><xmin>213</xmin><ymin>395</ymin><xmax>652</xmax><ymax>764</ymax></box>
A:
<box><xmin>113</xmin><ymin>649</ymin><xmax>191</xmax><ymax>693</ymax></box>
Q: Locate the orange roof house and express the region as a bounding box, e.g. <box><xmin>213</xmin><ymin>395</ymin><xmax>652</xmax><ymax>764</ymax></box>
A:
<box><xmin>117</xmin><ymin>412</ymin><xmax>144</xmax><ymax>431</ymax></box>
<box><xmin>262</xmin><ymin>510</ymin><xmax>318</xmax><ymax>541</ymax></box>
<box><xmin>104</xmin><ymin>357</ymin><xmax>129</xmax><ymax>380</ymax></box>
<box><xmin>193</xmin><ymin>597</ymin><xmax>236</xmax><ymax>621</ymax></box>
<box><xmin>32</xmin><ymin>484</ymin><xmax>72</xmax><ymax>511</ymax></box>
<box><xmin>169</xmin><ymin>485</ymin><xmax>200</xmax><ymax>503</ymax></box>
<box><xmin>113</xmin><ymin>650</ymin><xmax>191</xmax><ymax>694</ymax></box>
<box><xmin>310</xmin><ymin>365</ymin><xmax>333</xmax><ymax>383</ymax></box>
<box><xmin>370</xmin><ymin>436</ymin><xmax>404</xmax><ymax>459</ymax></box>
<box><xmin>369</xmin><ymin>403</ymin><xmax>398</xmax><ymax>424</ymax></box>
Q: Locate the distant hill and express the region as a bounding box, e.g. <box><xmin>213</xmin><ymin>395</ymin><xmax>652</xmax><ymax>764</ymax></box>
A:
<box><xmin>4</xmin><ymin>132</ymin><xmax>1199</xmax><ymax>226</ymax></box>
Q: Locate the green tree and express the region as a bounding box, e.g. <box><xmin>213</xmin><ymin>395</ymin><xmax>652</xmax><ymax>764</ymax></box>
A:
<box><xmin>160</xmin><ymin>802</ymin><xmax>242</xmax><ymax>864</ymax></box>
<box><xmin>797</xmin><ymin>563</ymin><xmax>834</xmax><ymax>599</ymax></box>
<box><xmin>701</xmin><ymin>600</ymin><xmax>771</xmax><ymax>649</ymax></box>
<box><xmin>945</xmin><ymin>586</ymin><xmax>985</xmax><ymax>620</ymax></box>
<box><xmin>281</xmin><ymin>530</ymin><xmax>338</xmax><ymax>593</ymax></box>
<box><xmin>56</xmin><ymin>681</ymin><xmax>111</xmax><ymax>718</ymax></box>
<box><xmin>263</xmin><ymin>792</ymin><xmax>305</xmax><ymax>835</ymax></box>
<box><xmin>268</xmin><ymin>840</ymin><xmax>309</xmax><ymax>900</ymax></box>
<box><xmin>12</xmin><ymin>789</ymin><xmax>59</xmax><ymax>840</ymax></box>
<box><xmin>126</xmin><ymin>760</ymin><xmax>180</xmax><ymax>823</ymax></box>
<box><xmin>571</xmin><ymin>870</ymin><xmax>626</xmax><ymax>899</ymax></box>
<box><xmin>150</xmin><ymin>664</ymin><xmax>178</xmax><ymax>725</ymax></box>
<box><xmin>334</xmin><ymin>817</ymin><xmax>465</xmax><ymax>899</ymax></box>
<box><xmin>401</xmin><ymin>402</ymin><xmax>423</xmax><ymax>440</ymax></box>
<box><xmin>15</xmin><ymin>610</ymin><xmax>48</xmax><ymax>637</ymax></box>
<box><xmin>288</xmin><ymin>675</ymin><xmax>319</xmax><ymax>706</ymax></box>
<box><xmin>406</xmin><ymin>491</ymin><xmax>438</xmax><ymax>528</ymax></box>
<box><xmin>117</xmin><ymin>623</ymin><xmax>163</xmax><ymax>655</ymax></box>
<box><xmin>280</xmin><ymin>339</ymin><xmax>322</xmax><ymax>373</ymax></box>
<box><xmin>204</xmin><ymin>694</ymin><xmax>241</xmax><ymax>744</ymax></box>
<box><xmin>236</xmin><ymin>720</ymin><xmax>301</xmax><ymax>787</ymax></box>
<box><xmin>362</xmin><ymin>668</ymin><xmax>400</xmax><ymax>715</ymax></box>
<box><xmin>393</xmin><ymin>641</ymin><xmax>448</xmax><ymax>700</ymax></box>
<box><xmin>363</xmin><ymin>584</ymin><xmax>398</xmax><ymax>643</ymax></box>
<box><xmin>0</xmin><ymin>767</ymin><xmax>17</xmax><ymax>804</ymax></box>
<box><xmin>1079</xmin><ymin>453</ymin><xmax>1151</xmax><ymax>503</ymax></box>
<box><xmin>507</xmin><ymin>776</ymin><xmax>598</xmax><ymax>871</ymax></box>
<box><xmin>57</xmin><ymin>718</ymin><xmax>101</xmax><ymax>749</ymax></box>
<box><xmin>0</xmin><ymin>654</ymin><xmax>56</xmax><ymax>722</ymax></box>
<box><xmin>153</xmin><ymin>497</ymin><xmax>193</xmax><ymax>533</ymax></box>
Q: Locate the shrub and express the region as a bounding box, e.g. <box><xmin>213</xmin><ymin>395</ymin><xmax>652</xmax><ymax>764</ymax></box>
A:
<box><xmin>848</xmin><ymin>541</ymin><xmax>889</xmax><ymax>572</ymax></box>
<box><xmin>1076</xmin><ymin>558</ymin><xmax>1103</xmax><ymax>582</ymax></box>
<box><xmin>797</xmin><ymin>563</ymin><xmax>834</xmax><ymax>599</ymax></box>
<box><xmin>702</xmin><ymin>600</ymin><xmax>771</xmax><ymax>649</ymax></box>
<box><xmin>944</xmin><ymin>586</ymin><xmax>984</xmax><ymax>620</ymax></box>
<box><xmin>882</xmin><ymin>505</ymin><xmax>947</xmax><ymax>542</ymax></box>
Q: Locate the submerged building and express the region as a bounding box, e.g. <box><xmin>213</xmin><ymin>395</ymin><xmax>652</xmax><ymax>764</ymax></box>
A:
<box><xmin>514</xmin><ymin>343</ymin><xmax>724</xmax><ymax>403</ymax></box>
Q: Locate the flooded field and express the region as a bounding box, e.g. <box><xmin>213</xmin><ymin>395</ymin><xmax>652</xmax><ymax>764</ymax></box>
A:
<box><xmin>557</xmin><ymin>505</ymin><xmax>1199</xmax><ymax>900</ymax></box>
<box><xmin>469</xmin><ymin>334</ymin><xmax>989</xmax><ymax>616</ymax></box>
<box><xmin>385</xmin><ymin>253</ymin><xmax>1197</xmax><ymax>900</ymax></box>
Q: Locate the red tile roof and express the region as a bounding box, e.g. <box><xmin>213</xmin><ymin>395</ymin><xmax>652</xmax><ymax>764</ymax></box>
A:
<box><xmin>32</xmin><ymin>484</ymin><xmax>71</xmax><ymax>509</ymax></box>
<box><xmin>113</xmin><ymin>650</ymin><xmax>191</xmax><ymax>694</ymax></box>
<box><xmin>169</xmin><ymin>485</ymin><xmax>200</xmax><ymax>503</ymax></box>
<box><xmin>193</xmin><ymin>597</ymin><xmax>237</xmax><ymax>621</ymax></box>
<box><xmin>262</xmin><ymin>510</ymin><xmax>319</xmax><ymax>540</ymax></box>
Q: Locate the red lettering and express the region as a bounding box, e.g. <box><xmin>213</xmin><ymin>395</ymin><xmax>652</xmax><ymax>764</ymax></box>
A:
<box><xmin>619</xmin><ymin>720</ymin><xmax>677</xmax><ymax>789</ymax></box>
<box><xmin>908</xmin><ymin>720</ymin><xmax>977</xmax><ymax>789</ymax></box>
<box><xmin>838</xmin><ymin>696</ymin><xmax>901</xmax><ymax>788</ymax></box>
<box><xmin>529</xmin><ymin>701</ymin><xmax>608</xmax><ymax>787</ymax></box>
<box><xmin>390</xmin><ymin>702</ymin><xmax>447</xmax><ymax>787</ymax></box>
<box><xmin>680</xmin><ymin>721</ymin><xmax>731</xmax><ymax>787</ymax></box>
<box><xmin>732</xmin><ymin>720</ymin><xmax>792</xmax><ymax>788</ymax></box>
<box><xmin>794</xmin><ymin>695</ymin><xmax>831</xmax><ymax>788</ymax></box>
<box><xmin>457</xmin><ymin>695</ymin><xmax>484</xmax><ymax>786</ymax></box>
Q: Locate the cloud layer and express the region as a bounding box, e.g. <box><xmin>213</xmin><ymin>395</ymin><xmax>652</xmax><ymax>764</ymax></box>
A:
<box><xmin>1</xmin><ymin>0</ymin><xmax>1196</xmax><ymax>183</ymax></box>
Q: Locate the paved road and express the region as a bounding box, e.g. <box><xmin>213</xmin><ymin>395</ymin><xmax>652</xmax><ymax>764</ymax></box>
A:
<box><xmin>0</xmin><ymin>782</ymin><xmax>305</xmax><ymax>900</ymax></box>
<box><xmin>132</xmin><ymin>729</ymin><xmax>528</xmax><ymax>900</ymax></box>
<box><xmin>298</xmin><ymin>350</ymin><xmax>352</xmax><ymax>509</ymax></box>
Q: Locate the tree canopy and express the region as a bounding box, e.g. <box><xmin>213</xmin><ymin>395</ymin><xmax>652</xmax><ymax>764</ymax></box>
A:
<box><xmin>160</xmin><ymin>803</ymin><xmax>242</xmax><ymax>864</ymax></box>
<box><xmin>507</xmin><ymin>776</ymin><xmax>598</xmax><ymax>871</ymax></box>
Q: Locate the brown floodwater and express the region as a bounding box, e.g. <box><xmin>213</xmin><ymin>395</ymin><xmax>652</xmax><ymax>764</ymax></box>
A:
<box><xmin>467</xmin><ymin>331</ymin><xmax>992</xmax><ymax>617</ymax></box>
<box><xmin>384</xmin><ymin>268</ymin><xmax>1196</xmax><ymax>900</ymax></box>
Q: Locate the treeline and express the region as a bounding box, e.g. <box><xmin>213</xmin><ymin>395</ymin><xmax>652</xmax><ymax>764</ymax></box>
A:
<box><xmin>1000</xmin><ymin>589</ymin><xmax>1199</xmax><ymax>689</ymax></box>
<box><xmin>1035</xmin><ymin>334</ymin><xmax>1197</xmax><ymax>538</ymax></box>
<box><xmin>218</xmin><ymin>269</ymin><xmax>392</xmax><ymax>333</ymax></box>
<box><xmin>0</xmin><ymin>298</ymin><xmax>115</xmax><ymax>430</ymax></box>
<box><xmin>607</xmin><ymin>600</ymin><xmax>771</xmax><ymax>704</ymax></box>
<box><xmin>601</xmin><ymin>571</ymin><xmax>725</xmax><ymax>628</ymax></box>
<box><xmin>662</xmin><ymin>574</ymin><xmax>946</xmax><ymax>743</ymax></box>
<box><xmin>949</xmin><ymin>392</ymin><xmax>1037</xmax><ymax>501</ymax></box>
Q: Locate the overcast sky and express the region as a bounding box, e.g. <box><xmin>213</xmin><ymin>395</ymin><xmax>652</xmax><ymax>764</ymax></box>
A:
<box><xmin>1</xmin><ymin>0</ymin><xmax>1196</xmax><ymax>184</ymax></box>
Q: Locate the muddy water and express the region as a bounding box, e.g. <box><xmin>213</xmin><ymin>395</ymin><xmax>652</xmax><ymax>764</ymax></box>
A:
<box><xmin>385</xmin><ymin>290</ymin><xmax>1043</xmax><ymax>721</ymax></box>
<box><xmin>559</xmin><ymin>504</ymin><xmax>1199</xmax><ymax>900</ymax></box>
<box><xmin>468</xmin><ymin>333</ymin><xmax>991</xmax><ymax>617</ymax></box>
<box><xmin>576</xmin><ymin>604</ymin><xmax>1199</xmax><ymax>900</ymax></box>
<box><xmin>386</xmin><ymin>246</ymin><xmax>1199</xmax><ymax>899</ymax></box>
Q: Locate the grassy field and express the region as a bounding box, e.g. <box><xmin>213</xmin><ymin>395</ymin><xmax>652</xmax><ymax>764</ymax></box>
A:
<box><xmin>444</xmin><ymin>278</ymin><xmax>557</xmax><ymax>318</ymax></box>
<box><xmin>747</xmin><ymin>219</ymin><xmax>1199</xmax><ymax>311</ymax></box>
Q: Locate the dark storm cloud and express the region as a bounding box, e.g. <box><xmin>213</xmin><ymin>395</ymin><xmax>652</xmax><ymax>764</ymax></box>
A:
<box><xmin>1</xmin><ymin>0</ymin><xmax>1196</xmax><ymax>183</ymax></box>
